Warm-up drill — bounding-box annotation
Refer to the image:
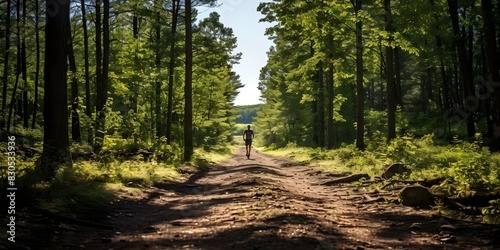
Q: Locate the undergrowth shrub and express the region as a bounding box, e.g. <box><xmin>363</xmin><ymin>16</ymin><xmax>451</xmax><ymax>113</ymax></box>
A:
<box><xmin>482</xmin><ymin>199</ymin><xmax>500</xmax><ymax>224</ymax></box>
<box><xmin>268</xmin><ymin>133</ymin><xmax>500</xmax><ymax>198</ymax></box>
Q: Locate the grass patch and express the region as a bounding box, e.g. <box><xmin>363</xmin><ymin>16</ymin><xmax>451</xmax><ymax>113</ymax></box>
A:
<box><xmin>193</xmin><ymin>147</ymin><xmax>233</xmax><ymax>167</ymax></box>
<box><xmin>262</xmin><ymin>134</ymin><xmax>500</xmax><ymax>223</ymax></box>
<box><xmin>1</xmin><ymin>136</ymin><xmax>232</xmax><ymax>218</ymax></box>
<box><xmin>262</xmin><ymin>143</ymin><xmax>384</xmax><ymax>176</ymax></box>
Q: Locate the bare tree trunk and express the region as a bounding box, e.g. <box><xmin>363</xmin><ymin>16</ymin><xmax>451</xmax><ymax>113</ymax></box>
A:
<box><xmin>6</xmin><ymin>76</ymin><xmax>19</xmax><ymax>132</ymax></box>
<box><xmin>40</xmin><ymin>0</ymin><xmax>72</xmax><ymax>179</ymax></box>
<box><xmin>129</xmin><ymin>6</ymin><xmax>139</xmax><ymax>116</ymax></box>
<box><xmin>327</xmin><ymin>64</ymin><xmax>334</xmax><ymax>149</ymax></box>
<box><xmin>481</xmin><ymin>0</ymin><xmax>500</xmax><ymax>150</ymax></box>
<box><xmin>368</xmin><ymin>79</ymin><xmax>375</xmax><ymax>109</ymax></box>
<box><xmin>385</xmin><ymin>0</ymin><xmax>396</xmax><ymax>141</ymax></box>
<box><xmin>1</xmin><ymin>0</ymin><xmax>11</xmax><ymax>129</ymax></box>
<box><xmin>394</xmin><ymin>46</ymin><xmax>403</xmax><ymax>108</ymax></box>
<box><xmin>154</xmin><ymin>0</ymin><xmax>162</xmax><ymax>137</ymax></box>
<box><xmin>317</xmin><ymin>62</ymin><xmax>325</xmax><ymax>148</ymax></box>
<box><xmin>480</xmin><ymin>39</ymin><xmax>493</xmax><ymax>138</ymax></box>
<box><xmin>94</xmin><ymin>0</ymin><xmax>108</xmax><ymax>152</ymax></box>
<box><xmin>353</xmin><ymin>0</ymin><xmax>365</xmax><ymax>150</ymax></box>
<box><xmin>31</xmin><ymin>0</ymin><xmax>40</xmax><ymax>129</ymax></box>
<box><xmin>99</xmin><ymin>0</ymin><xmax>110</xmax><ymax>146</ymax></box>
<box><xmin>21</xmin><ymin>0</ymin><xmax>28</xmax><ymax>128</ymax></box>
<box><xmin>166</xmin><ymin>0</ymin><xmax>180</xmax><ymax>145</ymax></box>
<box><xmin>446</xmin><ymin>0</ymin><xmax>476</xmax><ymax>137</ymax></box>
<box><xmin>7</xmin><ymin>0</ymin><xmax>22</xmax><ymax>131</ymax></box>
<box><xmin>81</xmin><ymin>0</ymin><xmax>93</xmax><ymax>145</ymax></box>
<box><xmin>68</xmin><ymin>22</ymin><xmax>81</xmax><ymax>142</ymax></box>
<box><xmin>184</xmin><ymin>0</ymin><xmax>193</xmax><ymax>161</ymax></box>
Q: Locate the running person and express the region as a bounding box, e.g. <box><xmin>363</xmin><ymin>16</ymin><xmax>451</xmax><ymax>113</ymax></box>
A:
<box><xmin>243</xmin><ymin>125</ymin><xmax>254</xmax><ymax>159</ymax></box>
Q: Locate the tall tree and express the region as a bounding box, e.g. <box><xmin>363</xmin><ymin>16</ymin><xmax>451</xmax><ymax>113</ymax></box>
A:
<box><xmin>353</xmin><ymin>0</ymin><xmax>365</xmax><ymax>150</ymax></box>
<box><xmin>1</xmin><ymin>0</ymin><xmax>11</xmax><ymax>129</ymax></box>
<box><xmin>94</xmin><ymin>0</ymin><xmax>110</xmax><ymax>152</ymax></box>
<box><xmin>326</xmin><ymin>64</ymin><xmax>334</xmax><ymax>149</ymax></box>
<box><xmin>184</xmin><ymin>0</ymin><xmax>193</xmax><ymax>161</ymax></box>
<box><xmin>81</xmin><ymin>0</ymin><xmax>93</xmax><ymax>145</ymax></box>
<box><xmin>21</xmin><ymin>0</ymin><xmax>28</xmax><ymax>128</ymax></box>
<box><xmin>385</xmin><ymin>0</ymin><xmax>396</xmax><ymax>141</ymax></box>
<box><xmin>154</xmin><ymin>0</ymin><xmax>162</xmax><ymax>137</ymax></box>
<box><xmin>6</xmin><ymin>0</ymin><xmax>21</xmax><ymax>131</ymax></box>
<box><xmin>481</xmin><ymin>0</ymin><xmax>500</xmax><ymax>149</ymax></box>
<box><xmin>317</xmin><ymin>62</ymin><xmax>325</xmax><ymax>147</ymax></box>
<box><xmin>94</xmin><ymin>0</ymin><xmax>103</xmax><ymax>151</ymax></box>
<box><xmin>394</xmin><ymin>47</ymin><xmax>403</xmax><ymax>107</ymax></box>
<box><xmin>166</xmin><ymin>0</ymin><xmax>181</xmax><ymax>145</ymax></box>
<box><xmin>31</xmin><ymin>0</ymin><xmax>40</xmax><ymax>129</ymax></box>
<box><xmin>40</xmin><ymin>0</ymin><xmax>71</xmax><ymax>178</ymax></box>
<box><xmin>68</xmin><ymin>22</ymin><xmax>81</xmax><ymax>142</ymax></box>
<box><xmin>446</xmin><ymin>0</ymin><xmax>476</xmax><ymax>137</ymax></box>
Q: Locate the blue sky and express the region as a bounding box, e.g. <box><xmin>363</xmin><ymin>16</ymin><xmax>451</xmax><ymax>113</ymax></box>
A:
<box><xmin>197</xmin><ymin>1</ymin><xmax>274</xmax><ymax>106</ymax></box>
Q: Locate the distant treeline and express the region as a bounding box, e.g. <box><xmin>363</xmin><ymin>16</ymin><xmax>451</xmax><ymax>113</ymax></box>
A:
<box><xmin>235</xmin><ymin>104</ymin><xmax>261</xmax><ymax>124</ymax></box>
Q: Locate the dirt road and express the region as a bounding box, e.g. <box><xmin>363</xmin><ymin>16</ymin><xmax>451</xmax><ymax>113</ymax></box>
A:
<box><xmin>19</xmin><ymin>147</ymin><xmax>500</xmax><ymax>249</ymax></box>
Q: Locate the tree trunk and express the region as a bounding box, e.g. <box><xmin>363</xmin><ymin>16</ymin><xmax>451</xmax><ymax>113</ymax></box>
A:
<box><xmin>1</xmin><ymin>0</ymin><xmax>11</xmax><ymax>129</ymax></box>
<box><xmin>31</xmin><ymin>0</ymin><xmax>40</xmax><ymax>129</ymax></box>
<box><xmin>481</xmin><ymin>0</ymin><xmax>500</xmax><ymax>150</ymax></box>
<box><xmin>310</xmin><ymin>44</ymin><xmax>319</xmax><ymax>145</ymax></box>
<box><xmin>7</xmin><ymin>0</ymin><xmax>22</xmax><ymax>131</ymax></box>
<box><xmin>317</xmin><ymin>62</ymin><xmax>325</xmax><ymax>148</ymax></box>
<box><xmin>81</xmin><ymin>0</ymin><xmax>93</xmax><ymax>145</ymax></box>
<box><xmin>167</xmin><ymin>0</ymin><xmax>180</xmax><ymax>145</ymax></box>
<box><xmin>385</xmin><ymin>0</ymin><xmax>396</xmax><ymax>141</ymax></box>
<box><xmin>327</xmin><ymin>64</ymin><xmax>334</xmax><ymax>149</ymax></box>
<box><xmin>480</xmin><ymin>40</ymin><xmax>493</xmax><ymax>138</ymax></box>
<box><xmin>94</xmin><ymin>0</ymin><xmax>110</xmax><ymax>152</ymax></box>
<box><xmin>133</xmin><ymin>14</ymin><xmax>138</xmax><ymax>39</ymax></box>
<box><xmin>68</xmin><ymin>23</ymin><xmax>81</xmax><ymax>142</ymax></box>
<box><xmin>155</xmin><ymin>0</ymin><xmax>162</xmax><ymax>137</ymax></box>
<box><xmin>446</xmin><ymin>0</ymin><xmax>476</xmax><ymax>137</ymax></box>
<box><xmin>353</xmin><ymin>0</ymin><xmax>365</xmax><ymax>150</ymax></box>
<box><xmin>184</xmin><ymin>0</ymin><xmax>194</xmax><ymax>161</ymax></box>
<box><xmin>94</xmin><ymin>0</ymin><xmax>103</xmax><ymax>151</ymax></box>
<box><xmin>425</xmin><ymin>67</ymin><xmax>433</xmax><ymax>110</ymax></box>
<box><xmin>21</xmin><ymin>0</ymin><xmax>28</xmax><ymax>128</ymax></box>
<box><xmin>130</xmin><ymin>7</ymin><xmax>139</xmax><ymax>116</ymax></box>
<box><xmin>394</xmin><ymin>46</ymin><xmax>403</xmax><ymax>108</ymax></box>
<box><xmin>40</xmin><ymin>0</ymin><xmax>72</xmax><ymax>179</ymax></box>
<box><xmin>101</xmin><ymin>0</ymin><xmax>110</xmax><ymax>143</ymax></box>
<box><xmin>368</xmin><ymin>79</ymin><xmax>375</xmax><ymax>109</ymax></box>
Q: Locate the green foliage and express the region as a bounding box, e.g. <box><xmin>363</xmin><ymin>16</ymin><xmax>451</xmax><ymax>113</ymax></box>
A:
<box><xmin>265</xmin><ymin>133</ymin><xmax>500</xmax><ymax>199</ymax></box>
<box><xmin>235</xmin><ymin>104</ymin><xmax>260</xmax><ymax>124</ymax></box>
<box><xmin>447</xmin><ymin>137</ymin><xmax>497</xmax><ymax>194</ymax></box>
<box><xmin>482</xmin><ymin>199</ymin><xmax>500</xmax><ymax>224</ymax></box>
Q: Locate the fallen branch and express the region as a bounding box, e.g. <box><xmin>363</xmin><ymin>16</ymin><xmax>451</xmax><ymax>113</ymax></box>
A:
<box><xmin>381</xmin><ymin>177</ymin><xmax>446</xmax><ymax>189</ymax></box>
<box><xmin>441</xmin><ymin>198</ymin><xmax>484</xmax><ymax>215</ymax></box>
<box><xmin>431</xmin><ymin>213</ymin><xmax>500</xmax><ymax>227</ymax></box>
<box><xmin>321</xmin><ymin>173</ymin><xmax>370</xmax><ymax>186</ymax></box>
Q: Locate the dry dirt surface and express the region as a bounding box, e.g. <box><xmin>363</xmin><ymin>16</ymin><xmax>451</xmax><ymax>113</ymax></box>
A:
<box><xmin>12</xmin><ymin>147</ymin><xmax>500</xmax><ymax>249</ymax></box>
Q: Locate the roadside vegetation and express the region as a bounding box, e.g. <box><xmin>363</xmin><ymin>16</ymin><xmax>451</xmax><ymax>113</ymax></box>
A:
<box><xmin>261</xmin><ymin>135</ymin><xmax>500</xmax><ymax>224</ymax></box>
<box><xmin>0</xmin><ymin>128</ymin><xmax>233</xmax><ymax>218</ymax></box>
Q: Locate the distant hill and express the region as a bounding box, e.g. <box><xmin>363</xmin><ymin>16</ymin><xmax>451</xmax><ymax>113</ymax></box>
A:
<box><xmin>235</xmin><ymin>104</ymin><xmax>261</xmax><ymax>124</ymax></box>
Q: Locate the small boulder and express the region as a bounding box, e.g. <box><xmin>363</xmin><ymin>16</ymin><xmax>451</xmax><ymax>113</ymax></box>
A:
<box><xmin>399</xmin><ymin>185</ymin><xmax>434</xmax><ymax>207</ymax></box>
<box><xmin>382</xmin><ymin>163</ymin><xmax>411</xmax><ymax>179</ymax></box>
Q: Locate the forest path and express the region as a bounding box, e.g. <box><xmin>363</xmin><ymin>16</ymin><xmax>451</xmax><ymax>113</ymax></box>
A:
<box><xmin>46</xmin><ymin>147</ymin><xmax>498</xmax><ymax>250</ymax></box>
